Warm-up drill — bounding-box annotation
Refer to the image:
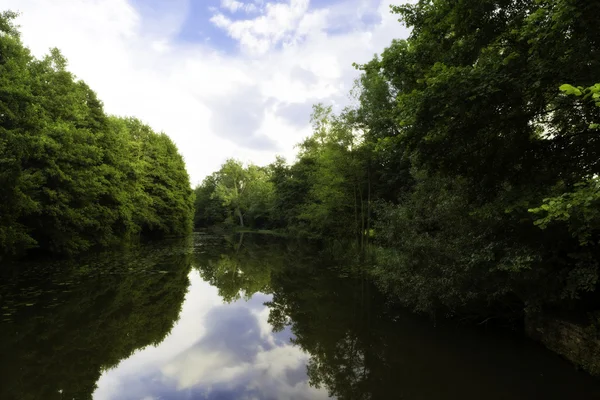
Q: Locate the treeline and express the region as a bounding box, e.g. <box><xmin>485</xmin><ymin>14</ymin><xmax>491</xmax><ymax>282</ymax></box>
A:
<box><xmin>0</xmin><ymin>11</ymin><xmax>194</xmax><ymax>260</ymax></box>
<box><xmin>196</xmin><ymin>0</ymin><xmax>600</xmax><ymax>319</ymax></box>
<box><xmin>194</xmin><ymin>105</ymin><xmax>373</xmax><ymax>240</ymax></box>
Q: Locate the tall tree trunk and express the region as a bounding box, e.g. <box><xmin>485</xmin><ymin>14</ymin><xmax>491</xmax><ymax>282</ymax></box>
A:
<box><xmin>236</xmin><ymin>207</ymin><xmax>244</xmax><ymax>227</ymax></box>
<box><xmin>236</xmin><ymin>232</ymin><xmax>245</xmax><ymax>252</ymax></box>
<box><xmin>360</xmin><ymin>186</ymin><xmax>365</xmax><ymax>251</ymax></box>
<box><xmin>366</xmin><ymin>162</ymin><xmax>371</xmax><ymax>248</ymax></box>
<box><xmin>354</xmin><ymin>183</ymin><xmax>359</xmax><ymax>243</ymax></box>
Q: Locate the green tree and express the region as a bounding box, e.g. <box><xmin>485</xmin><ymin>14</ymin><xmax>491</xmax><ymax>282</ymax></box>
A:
<box><xmin>197</xmin><ymin>159</ymin><xmax>275</xmax><ymax>229</ymax></box>
<box><xmin>192</xmin><ymin>0</ymin><xmax>600</xmax><ymax>321</ymax></box>
<box><xmin>0</xmin><ymin>11</ymin><xmax>39</xmax><ymax>256</ymax></box>
<box><xmin>214</xmin><ymin>159</ymin><xmax>251</xmax><ymax>227</ymax></box>
<box><xmin>530</xmin><ymin>84</ymin><xmax>600</xmax><ymax>246</ymax></box>
<box><xmin>355</xmin><ymin>0</ymin><xmax>600</xmax><ymax>316</ymax></box>
<box><xmin>0</xmin><ymin>11</ymin><xmax>194</xmax><ymax>260</ymax></box>
<box><xmin>272</xmin><ymin>105</ymin><xmax>373</xmax><ymax>242</ymax></box>
<box><xmin>194</xmin><ymin>173</ymin><xmax>228</xmax><ymax>228</ymax></box>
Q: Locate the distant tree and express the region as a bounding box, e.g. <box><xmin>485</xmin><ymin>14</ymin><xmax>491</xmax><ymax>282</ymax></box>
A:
<box><xmin>214</xmin><ymin>159</ymin><xmax>250</xmax><ymax>227</ymax></box>
<box><xmin>195</xmin><ymin>159</ymin><xmax>275</xmax><ymax>229</ymax></box>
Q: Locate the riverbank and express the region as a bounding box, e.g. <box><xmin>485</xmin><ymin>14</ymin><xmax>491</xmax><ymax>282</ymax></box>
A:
<box><xmin>526</xmin><ymin>312</ymin><xmax>600</xmax><ymax>377</ymax></box>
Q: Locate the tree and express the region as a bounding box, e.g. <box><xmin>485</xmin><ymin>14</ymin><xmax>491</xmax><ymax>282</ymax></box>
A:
<box><xmin>194</xmin><ymin>173</ymin><xmax>228</xmax><ymax>228</ymax></box>
<box><xmin>195</xmin><ymin>159</ymin><xmax>275</xmax><ymax>229</ymax></box>
<box><xmin>271</xmin><ymin>105</ymin><xmax>373</xmax><ymax>242</ymax></box>
<box><xmin>0</xmin><ymin>11</ymin><xmax>39</xmax><ymax>256</ymax></box>
<box><xmin>192</xmin><ymin>0</ymin><xmax>600</xmax><ymax>320</ymax></box>
<box><xmin>214</xmin><ymin>159</ymin><xmax>251</xmax><ymax>227</ymax></box>
<box><xmin>355</xmin><ymin>0</ymin><xmax>600</xmax><ymax>315</ymax></box>
<box><xmin>529</xmin><ymin>84</ymin><xmax>600</xmax><ymax>246</ymax></box>
<box><xmin>0</xmin><ymin>12</ymin><xmax>194</xmax><ymax>260</ymax></box>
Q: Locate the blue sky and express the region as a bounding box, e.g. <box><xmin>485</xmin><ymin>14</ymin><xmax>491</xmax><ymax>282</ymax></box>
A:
<box><xmin>177</xmin><ymin>0</ymin><xmax>239</xmax><ymax>51</ymax></box>
<box><xmin>129</xmin><ymin>0</ymin><xmax>241</xmax><ymax>52</ymax></box>
<box><xmin>128</xmin><ymin>0</ymin><xmax>386</xmax><ymax>54</ymax></box>
<box><xmin>7</xmin><ymin>0</ymin><xmax>411</xmax><ymax>184</ymax></box>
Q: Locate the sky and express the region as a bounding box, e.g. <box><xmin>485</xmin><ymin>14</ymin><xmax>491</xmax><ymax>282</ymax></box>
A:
<box><xmin>4</xmin><ymin>0</ymin><xmax>411</xmax><ymax>185</ymax></box>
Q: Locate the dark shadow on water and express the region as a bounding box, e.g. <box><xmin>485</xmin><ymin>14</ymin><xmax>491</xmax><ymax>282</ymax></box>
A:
<box><xmin>0</xmin><ymin>237</ymin><xmax>193</xmax><ymax>400</ymax></box>
<box><xmin>267</xmin><ymin>258</ymin><xmax>600</xmax><ymax>400</ymax></box>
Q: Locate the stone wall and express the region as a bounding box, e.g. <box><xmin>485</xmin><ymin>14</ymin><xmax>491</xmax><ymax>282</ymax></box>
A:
<box><xmin>526</xmin><ymin>313</ymin><xmax>600</xmax><ymax>377</ymax></box>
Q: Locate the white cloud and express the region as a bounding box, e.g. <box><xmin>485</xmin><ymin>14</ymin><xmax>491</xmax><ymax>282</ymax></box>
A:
<box><xmin>221</xmin><ymin>0</ymin><xmax>259</xmax><ymax>14</ymax></box>
<box><xmin>5</xmin><ymin>0</ymin><xmax>411</xmax><ymax>186</ymax></box>
<box><xmin>211</xmin><ymin>0</ymin><xmax>312</xmax><ymax>55</ymax></box>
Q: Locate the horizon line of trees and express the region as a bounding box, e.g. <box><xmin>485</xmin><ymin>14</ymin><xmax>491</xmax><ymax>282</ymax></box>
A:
<box><xmin>195</xmin><ymin>0</ymin><xmax>600</xmax><ymax>321</ymax></box>
<box><xmin>0</xmin><ymin>11</ymin><xmax>194</xmax><ymax>261</ymax></box>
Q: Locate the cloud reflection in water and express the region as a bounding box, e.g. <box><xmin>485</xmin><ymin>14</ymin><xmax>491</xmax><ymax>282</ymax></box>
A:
<box><xmin>93</xmin><ymin>271</ymin><xmax>331</xmax><ymax>400</ymax></box>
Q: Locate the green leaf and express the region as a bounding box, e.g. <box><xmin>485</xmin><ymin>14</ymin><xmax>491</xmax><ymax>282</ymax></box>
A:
<box><xmin>559</xmin><ymin>84</ymin><xmax>582</xmax><ymax>96</ymax></box>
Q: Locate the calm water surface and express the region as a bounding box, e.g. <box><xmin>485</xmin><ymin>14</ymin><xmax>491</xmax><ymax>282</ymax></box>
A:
<box><xmin>1</xmin><ymin>233</ymin><xmax>599</xmax><ymax>400</ymax></box>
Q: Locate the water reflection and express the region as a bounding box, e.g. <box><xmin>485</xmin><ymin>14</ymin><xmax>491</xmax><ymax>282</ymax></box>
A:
<box><xmin>194</xmin><ymin>233</ymin><xmax>282</xmax><ymax>302</ymax></box>
<box><xmin>91</xmin><ymin>234</ymin><xmax>328</xmax><ymax>399</ymax></box>
<box><xmin>1</xmin><ymin>233</ymin><xmax>600</xmax><ymax>400</ymax></box>
<box><xmin>0</xmin><ymin>239</ymin><xmax>193</xmax><ymax>400</ymax></box>
<box><xmin>94</xmin><ymin>272</ymin><xmax>328</xmax><ymax>400</ymax></box>
<box><xmin>266</xmin><ymin>256</ymin><xmax>600</xmax><ymax>400</ymax></box>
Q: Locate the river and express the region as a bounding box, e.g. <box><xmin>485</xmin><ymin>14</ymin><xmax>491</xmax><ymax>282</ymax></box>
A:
<box><xmin>1</xmin><ymin>232</ymin><xmax>599</xmax><ymax>399</ymax></box>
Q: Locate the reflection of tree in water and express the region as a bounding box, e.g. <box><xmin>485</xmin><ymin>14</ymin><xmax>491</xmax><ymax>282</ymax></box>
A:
<box><xmin>195</xmin><ymin>236</ymin><xmax>396</xmax><ymax>399</ymax></box>
<box><xmin>266</xmin><ymin>253</ymin><xmax>600</xmax><ymax>400</ymax></box>
<box><xmin>194</xmin><ymin>233</ymin><xmax>287</xmax><ymax>302</ymax></box>
<box><xmin>266</xmin><ymin>255</ymin><xmax>376</xmax><ymax>400</ymax></box>
<box><xmin>181</xmin><ymin>235</ymin><xmax>600</xmax><ymax>400</ymax></box>
<box><xmin>0</xmin><ymin>239</ymin><xmax>193</xmax><ymax>400</ymax></box>
<box><xmin>195</xmin><ymin>235</ymin><xmax>377</xmax><ymax>398</ymax></box>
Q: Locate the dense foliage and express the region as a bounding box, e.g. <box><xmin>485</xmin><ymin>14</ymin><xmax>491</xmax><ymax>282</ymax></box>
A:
<box><xmin>0</xmin><ymin>12</ymin><xmax>194</xmax><ymax>260</ymax></box>
<box><xmin>195</xmin><ymin>0</ymin><xmax>600</xmax><ymax>320</ymax></box>
<box><xmin>365</xmin><ymin>0</ymin><xmax>600</xmax><ymax>318</ymax></box>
